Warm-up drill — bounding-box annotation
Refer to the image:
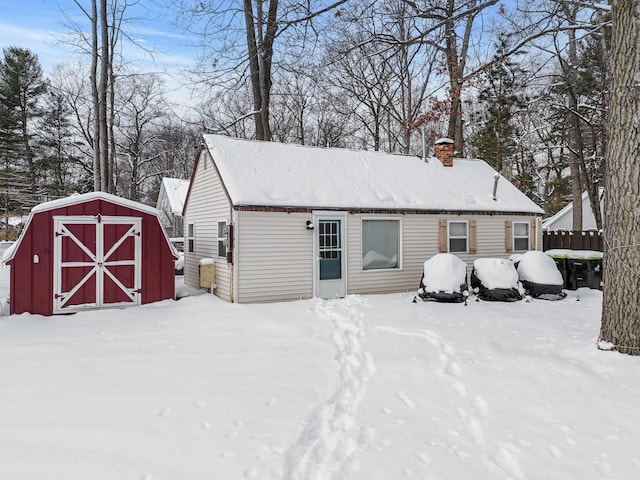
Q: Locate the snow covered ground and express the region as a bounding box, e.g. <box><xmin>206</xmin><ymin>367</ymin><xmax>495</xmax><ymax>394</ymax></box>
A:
<box><xmin>1</xmin><ymin>278</ymin><xmax>638</xmax><ymax>480</ymax></box>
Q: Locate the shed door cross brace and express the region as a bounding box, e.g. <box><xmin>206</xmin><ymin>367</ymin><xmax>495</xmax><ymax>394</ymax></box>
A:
<box><xmin>53</xmin><ymin>215</ymin><xmax>142</xmax><ymax>313</ymax></box>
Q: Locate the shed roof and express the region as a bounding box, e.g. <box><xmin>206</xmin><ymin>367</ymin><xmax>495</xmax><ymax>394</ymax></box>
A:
<box><xmin>32</xmin><ymin>191</ymin><xmax>160</xmax><ymax>216</ymax></box>
<box><xmin>203</xmin><ymin>134</ymin><xmax>544</xmax><ymax>215</ymax></box>
<box><xmin>158</xmin><ymin>178</ymin><xmax>189</xmax><ymax>215</ymax></box>
<box><xmin>4</xmin><ymin>192</ymin><xmax>176</xmax><ymax>264</ymax></box>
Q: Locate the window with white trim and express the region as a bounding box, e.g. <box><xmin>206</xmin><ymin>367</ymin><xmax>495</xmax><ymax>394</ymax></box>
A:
<box><xmin>513</xmin><ymin>221</ymin><xmax>530</xmax><ymax>251</ymax></box>
<box><xmin>362</xmin><ymin>219</ymin><xmax>400</xmax><ymax>270</ymax></box>
<box><xmin>448</xmin><ymin>221</ymin><xmax>468</xmax><ymax>253</ymax></box>
<box><xmin>187</xmin><ymin>222</ymin><xmax>195</xmax><ymax>253</ymax></box>
<box><xmin>217</xmin><ymin>221</ymin><xmax>227</xmax><ymax>257</ymax></box>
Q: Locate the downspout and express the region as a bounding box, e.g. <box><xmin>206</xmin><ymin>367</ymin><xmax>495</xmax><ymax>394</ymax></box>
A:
<box><xmin>230</xmin><ymin>204</ymin><xmax>236</xmax><ymax>303</ymax></box>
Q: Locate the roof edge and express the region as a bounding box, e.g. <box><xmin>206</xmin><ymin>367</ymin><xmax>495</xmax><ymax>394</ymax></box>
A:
<box><xmin>32</xmin><ymin>191</ymin><xmax>159</xmax><ymax>216</ymax></box>
<box><xmin>234</xmin><ymin>205</ymin><xmax>544</xmax><ymax>216</ymax></box>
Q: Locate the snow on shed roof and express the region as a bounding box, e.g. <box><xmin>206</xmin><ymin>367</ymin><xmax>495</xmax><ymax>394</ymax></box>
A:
<box><xmin>4</xmin><ymin>192</ymin><xmax>177</xmax><ymax>264</ymax></box>
<box><xmin>203</xmin><ymin>134</ymin><xmax>544</xmax><ymax>214</ymax></box>
<box><xmin>31</xmin><ymin>191</ymin><xmax>160</xmax><ymax>216</ymax></box>
<box><xmin>159</xmin><ymin>178</ymin><xmax>189</xmax><ymax>215</ymax></box>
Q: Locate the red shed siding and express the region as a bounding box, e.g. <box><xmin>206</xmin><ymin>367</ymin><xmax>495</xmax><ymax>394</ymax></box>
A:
<box><xmin>8</xmin><ymin>198</ymin><xmax>175</xmax><ymax>315</ymax></box>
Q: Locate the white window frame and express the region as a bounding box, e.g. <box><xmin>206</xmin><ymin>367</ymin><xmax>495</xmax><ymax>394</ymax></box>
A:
<box><xmin>361</xmin><ymin>217</ymin><xmax>402</xmax><ymax>271</ymax></box>
<box><xmin>186</xmin><ymin>222</ymin><xmax>195</xmax><ymax>253</ymax></box>
<box><xmin>217</xmin><ymin>220</ymin><xmax>228</xmax><ymax>258</ymax></box>
<box><xmin>513</xmin><ymin>221</ymin><xmax>530</xmax><ymax>251</ymax></box>
<box><xmin>448</xmin><ymin>220</ymin><xmax>468</xmax><ymax>253</ymax></box>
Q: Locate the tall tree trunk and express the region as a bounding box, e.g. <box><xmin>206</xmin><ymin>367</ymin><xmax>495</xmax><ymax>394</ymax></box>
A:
<box><xmin>563</xmin><ymin>8</ymin><xmax>584</xmax><ymax>231</ymax></box>
<box><xmin>90</xmin><ymin>0</ymin><xmax>100</xmax><ymax>191</ymax></box>
<box><xmin>444</xmin><ymin>14</ymin><xmax>463</xmax><ymax>153</ymax></box>
<box><xmin>99</xmin><ymin>0</ymin><xmax>109</xmax><ymax>191</ymax></box>
<box><xmin>599</xmin><ymin>0</ymin><xmax>640</xmax><ymax>355</ymax></box>
<box><xmin>243</xmin><ymin>0</ymin><xmax>264</xmax><ymax>140</ymax></box>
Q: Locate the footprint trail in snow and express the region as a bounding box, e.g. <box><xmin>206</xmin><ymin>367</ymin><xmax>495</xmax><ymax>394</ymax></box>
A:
<box><xmin>375</xmin><ymin>325</ymin><xmax>527</xmax><ymax>480</ymax></box>
<box><xmin>283</xmin><ymin>297</ymin><xmax>376</xmax><ymax>480</ymax></box>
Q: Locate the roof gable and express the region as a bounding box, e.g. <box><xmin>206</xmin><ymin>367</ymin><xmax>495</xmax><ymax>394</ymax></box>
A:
<box><xmin>157</xmin><ymin>178</ymin><xmax>190</xmax><ymax>215</ymax></box>
<box><xmin>202</xmin><ymin>134</ymin><xmax>544</xmax><ymax>215</ymax></box>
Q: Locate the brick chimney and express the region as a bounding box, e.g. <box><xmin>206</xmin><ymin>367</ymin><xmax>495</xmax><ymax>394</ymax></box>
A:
<box><xmin>434</xmin><ymin>138</ymin><xmax>454</xmax><ymax>167</ymax></box>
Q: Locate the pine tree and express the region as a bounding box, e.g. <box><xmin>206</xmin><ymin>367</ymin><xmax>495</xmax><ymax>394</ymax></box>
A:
<box><xmin>38</xmin><ymin>89</ymin><xmax>85</xmax><ymax>197</ymax></box>
<box><xmin>0</xmin><ymin>46</ymin><xmax>47</xmax><ymax>211</ymax></box>
<box><xmin>470</xmin><ymin>37</ymin><xmax>528</xmax><ymax>180</ymax></box>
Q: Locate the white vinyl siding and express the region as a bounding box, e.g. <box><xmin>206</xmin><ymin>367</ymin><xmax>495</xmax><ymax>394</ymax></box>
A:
<box><xmin>235</xmin><ymin>210</ymin><xmax>313</xmax><ymax>303</ymax></box>
<box><xmin>183</xmin><ymin>150</ymin><xmax>233</xmax><ymax>301</ymax></box>
<box><xmin>346</xmin><ymin>214</ymin><xmax>540</xmax><ymax>296</ymax></box>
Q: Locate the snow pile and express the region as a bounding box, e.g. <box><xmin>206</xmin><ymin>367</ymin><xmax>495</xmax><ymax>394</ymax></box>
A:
<box><xmin>417</xmin><ymin>253</ymin><xmax>468</xmax><ymax>303</ymax></box>
<box><xmin>472</xmin><ymin>258</ymin><xmax>520</xmax><ymax>289</ymax></box>
<box><xmin>471</xmin><ymin>258</ymin><xmax>523</xmax><ymax>302</ymax></box>
<box><xmin>518</xmin><ymin>250</ymin><xmax>563</xmax><ymax>285</ymax></box>
<box><xmin>422</xmin><ymin>253</ymin><xmax>467</xmax><ymax>293</ymax></box>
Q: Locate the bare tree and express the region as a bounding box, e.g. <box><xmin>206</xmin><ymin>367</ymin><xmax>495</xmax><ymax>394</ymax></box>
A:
<box><xmin>114</xmin><ymin>74</ymin><xmax>169</xmax><ymax>201</ymax></box>
<box><xmin>175</xmin><ymin>0</ymin><xmax>347</xmax><ymax>141</ymax></box>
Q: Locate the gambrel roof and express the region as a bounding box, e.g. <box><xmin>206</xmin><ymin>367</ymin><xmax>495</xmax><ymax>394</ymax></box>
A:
<box><xmin>200</xmin><ymin>134</ymin><xmax>544</xmax><ymax>215</ymax></box>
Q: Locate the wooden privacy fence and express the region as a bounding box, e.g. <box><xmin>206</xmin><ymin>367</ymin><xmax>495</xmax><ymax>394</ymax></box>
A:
<box><xmin>543</xmin><ymin>230</ymin><xmax>603</xmax><ymax>252</ymax></box>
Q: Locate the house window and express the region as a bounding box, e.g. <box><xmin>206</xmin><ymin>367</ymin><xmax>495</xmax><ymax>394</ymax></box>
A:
<box><xmin>217</xmin><ymin>221</ymin><xmax>227</xmax><ymax>257</ymax></box>
<box><xmin>513</xmin><ymin>221</ymin><xmax>530</xmax><ymax>251</ymax></box>
<box><xmin>448</xmin><ymin>221</ymin><xmax>468</xmax><ymax>253</ymax></box>
<box><xmin>187</xmin><ymin>222</ymin><xmax>195</xmax><ymax>253</ymax></box>
<box><xmin>362</xmin><ymin>219</ymin><xmax>400</xmax><ymax>270</ymax></box>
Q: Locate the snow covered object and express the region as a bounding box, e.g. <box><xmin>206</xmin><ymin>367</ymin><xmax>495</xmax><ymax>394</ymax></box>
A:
<box><xmin>417</xmin><ymin>253</ymin><xmax>468</xmax><ymax>303</ymax></box>
<box><xmin>471</xmin><ymin>258</ymin><xmax>524</xmax><ymax>302</ymax></box>
<box><xmin>516</xmin><ymin>250</ymin><xmax>565</xmax><ymax>300</ymax></box>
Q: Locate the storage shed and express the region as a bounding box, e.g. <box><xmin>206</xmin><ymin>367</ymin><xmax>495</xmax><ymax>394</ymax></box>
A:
<box><xmin>4</xmin><ymin>192</ymin><xmax>177</xmax><ymax>315</ymax></box>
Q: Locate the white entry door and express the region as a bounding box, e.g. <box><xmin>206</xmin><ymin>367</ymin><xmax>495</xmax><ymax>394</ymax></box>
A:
<box><xmin>53</xmin><ymin>215</ymin><xmax>142</xmax><ymax>313</ymax></box>
<box><xmin>314</xmin><ymin>212</ymin><xmax>347</xmax><ymax>299</ymax></box>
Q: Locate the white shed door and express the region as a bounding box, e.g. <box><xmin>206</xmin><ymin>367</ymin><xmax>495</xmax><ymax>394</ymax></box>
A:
<box><xmin>53</xmin><ymin>215</ymin><xmax>142</xmax><ymax>313</ymax></box>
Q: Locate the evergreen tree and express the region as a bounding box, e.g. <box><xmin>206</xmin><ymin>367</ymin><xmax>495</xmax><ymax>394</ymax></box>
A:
<box><xmin>38</xmin><ymin>89</ymin><xmax>86</xmax><ymax>197</ymax></box>
<box><xmin>0</xmin><ymin>46</ymin><xmax>47</xmax><ymax>211</ymax></box>
<box><xmin>470</xmin><ymin>37</ymin><xmax>528</xmax><ymax>180</ymax></box>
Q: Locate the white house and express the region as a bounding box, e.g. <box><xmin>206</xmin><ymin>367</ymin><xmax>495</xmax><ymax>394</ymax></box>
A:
<box><xmin>182</xmin><ymin>135</ymin><xmax>544</xmax><ymax>303</ymax></box>
<box><xmin>156</xmin><ymin>177</ymin><xmax>190</xmax><ymax>239</ymax></box>
<box><xmin>542</xmin><ymin>189</ymin><xmax>604</xmax><ymax>231</ymax></box>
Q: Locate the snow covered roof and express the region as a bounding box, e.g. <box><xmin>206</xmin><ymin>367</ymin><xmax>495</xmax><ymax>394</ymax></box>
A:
<box><xmin>31</xmin><ymin>191</ymin><xmax>160</xmax><ymax>216</ymax></box>
<box><xmin>4</xmin><ymin>192</ymin><xmax>177</xmax><ymax>264</ymax></box>
<box><xmin>202</xmin><ymin>134</ymin><xmax>544</xmax><ymax>214</ymax></box>
<box><xmin>157</xmin><ymin>178</ymin><xmax>190</xmax><ymax>215</ymax></box>
<box><xmin>542</xmin><ymin>189</ymin><xmax>604</xmax><ymax>231</ymax></box>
